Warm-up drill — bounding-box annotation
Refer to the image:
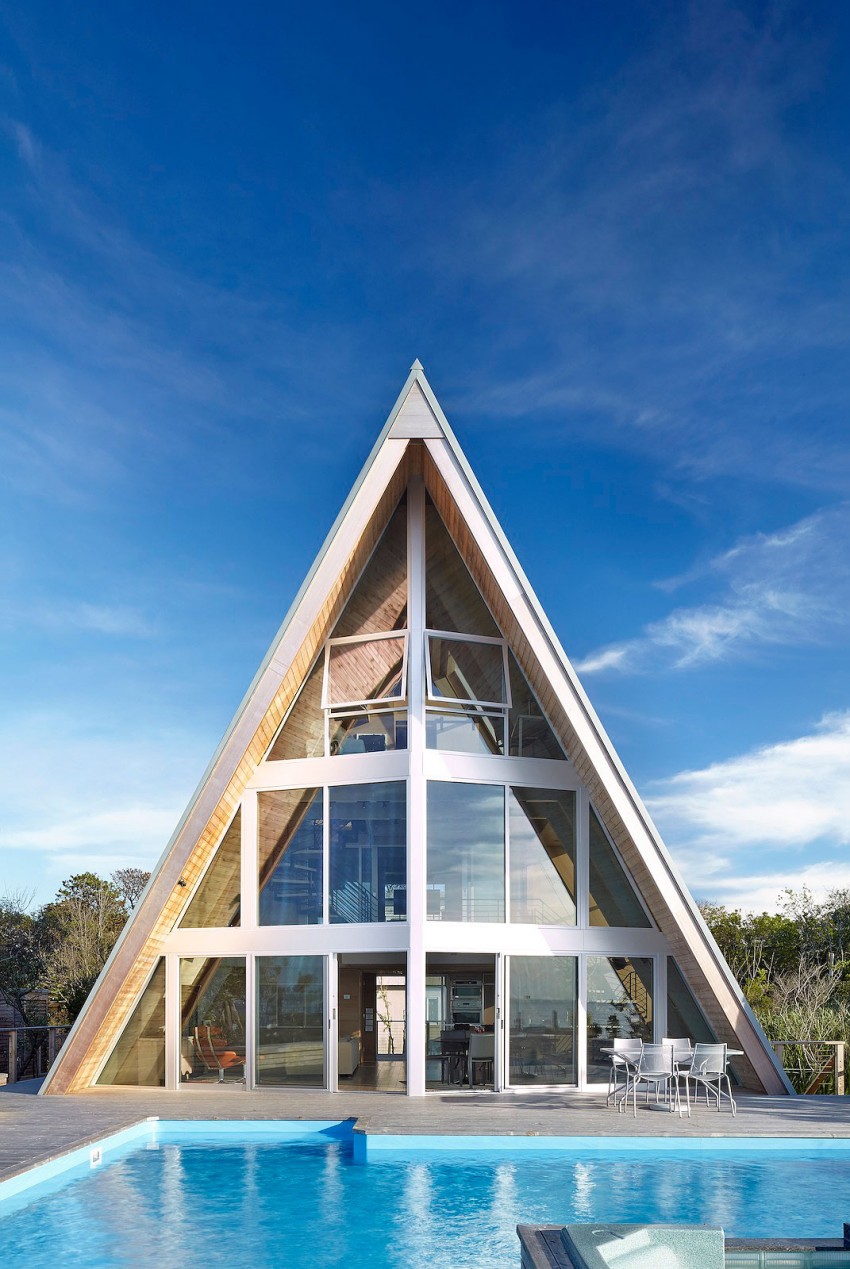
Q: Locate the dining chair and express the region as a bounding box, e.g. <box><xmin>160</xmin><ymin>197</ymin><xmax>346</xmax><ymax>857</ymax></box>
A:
<box><xmin>621</xmin><ymin>1042</ymin><xmax>682</xmax><ymax>1117</ymax></box>
<box><xmin>685</xmin><ymin>1042</ymin><xmax>736</xmax><ymax>1116</ymax></box>
<box><xmin>606</xmin><ymin>1038</ymin><xmax>643</xmax><ymax>1106</ymax></box>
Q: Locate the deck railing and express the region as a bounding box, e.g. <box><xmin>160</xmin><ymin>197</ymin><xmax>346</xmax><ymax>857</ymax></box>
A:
<box><xmin>773</xmin><ymin>1039</ymin><xmax>846</xmax><ymax>1094</ymax></box>
<box><xmin>0</xmin><ymin>1025</ymin><xmax>71</xmax><ymax>1084</ymax></box>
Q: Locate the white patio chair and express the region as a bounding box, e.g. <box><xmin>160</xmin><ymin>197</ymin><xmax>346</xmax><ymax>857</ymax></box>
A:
<box><xmin>606</xmin><ymin>1038</ymin><xmax>643</xmax><ymax>1106</ymax></box>
<box><xmin>684</xmin><ymin>1042</ymin><xmax>736</xmax><ymax>1116</ymax></box>
<box><xmin>620</xmin><ymin>1042</ymin><xmax>683</xmax><ymax>1117</ymax></box>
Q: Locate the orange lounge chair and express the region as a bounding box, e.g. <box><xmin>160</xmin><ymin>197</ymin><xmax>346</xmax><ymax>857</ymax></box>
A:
<box><xmin>192</xmin><ymin>1025</ymin><xmax>245</xmax><ymax>1082</ymax></box>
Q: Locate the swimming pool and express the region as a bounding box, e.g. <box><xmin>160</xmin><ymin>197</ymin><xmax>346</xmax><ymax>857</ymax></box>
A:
<box><xmin>3</xmin><ymin>1122</ymin><xmax>850</xmax><ymax>1267</ymax></box>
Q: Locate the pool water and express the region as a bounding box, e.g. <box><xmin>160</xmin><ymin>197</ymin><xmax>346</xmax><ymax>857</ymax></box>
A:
<box><xmin>3</xmin><ymin>1132</ymin><xmax>850</xmax><ymax>1267</ymax></box>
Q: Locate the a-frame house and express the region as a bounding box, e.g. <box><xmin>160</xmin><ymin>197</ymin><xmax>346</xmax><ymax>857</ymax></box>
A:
<box><xmin>43</xmin><ymin>364</ymin><xmax>792</xmax><ymax>1097</ymax></box>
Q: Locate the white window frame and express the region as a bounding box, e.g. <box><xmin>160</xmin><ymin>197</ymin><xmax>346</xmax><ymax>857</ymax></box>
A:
<box><xmin>424</xmin><ymin>630</ymin><xmax>512</xmax><ymax>711</ymax></box>
<box><xmin>322</xmin><ymin>630</ymin><xmax>409</xmax><ymax>711</ymax></box>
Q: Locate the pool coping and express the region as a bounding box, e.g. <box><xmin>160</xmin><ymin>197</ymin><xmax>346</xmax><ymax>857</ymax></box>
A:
<box><xmin>8</xmin><ymin>1118</ymin><xmax>850</xmax><ymax>1207</ymax></box>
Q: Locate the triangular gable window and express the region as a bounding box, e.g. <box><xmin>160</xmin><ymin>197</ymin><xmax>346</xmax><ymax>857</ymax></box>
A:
<box><xmin>507</xmin><ymin>651</ymin><xmax>565</xmax><ymax>760</ymax></box>
<box><xmin>179</xmin><ymin>810</ymin><xmax>241</xmax><ymax>928</ymax></box>
<box><xmin>96</xmin><ymin>958</ymin><xmax>165</xmax><ymax>1086</ymax></box>
<box><xmin>425</xmin><ymin>496</ymin><xmax>498</xmax><ymax>635</ymax></box>
<box><xmin>589</xmin><ymin>806</ymin><xmax>652</xmax><ymax>927</ymax></box>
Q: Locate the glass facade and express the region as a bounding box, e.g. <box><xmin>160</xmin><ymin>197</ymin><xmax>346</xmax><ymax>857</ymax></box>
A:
<box><xmin>425</xmin><ymin>497</ymin><xmax>499</xmax><ymax>636</ymax></box>
<box><xmin>179</xmin><ymin>810</ymin><xmax>241</xmax><ymax>928</ymax></box>
<box><xmin>589</xmin><ymin>807</ymin><xmax>651</xmax><ymax>928</ymax></box>
<box><xmin>180</xmin><ymin>956</ymin><xmax>246</xmax><ymax>1083</ymax></box>
<box><xmin>256</xmin><ymin>955</ymin><xmax>324</xmax><ymax>1086</ymax></box>
<box><xmin>326</xmin><ymin>634</ymin><xmax>406</xmax><ymax>708</ymax></box>
<box><xmin>586</xmin><ymin>954</ymin><xmax>653</xmax><ymax>1081</ymax></box>
<box><xmin>509</xmin><ymin>788</ymin><xmax>576</xmax><ymax>925</ymax></box>
<box><xmin>259</xmin><ymin>788</ymin><xmax>323</xmax><ymax>926</ymax></box>
<box><xmin>329</xmin><ymin>781</ymin><xmax>406</xmax><ymax>923</ymax></box>
<box><xmin>427</xmin><ymin>782</ymin><xmax>505</xmax><ymax>921</ymax></box>
<box><xmin>97</xmin><ymin>959</ymin><xmax>165</xmax><ymax>1086</ymax></box>
<box><xmin>509</xmin><ymin>955</ymin><xmax>576</xmax><ymax>1085</ymax></box>
<box><xmin>267</xmin><ymin>657</ymin><xmax>325</xmax><ymax>762</ymax></box>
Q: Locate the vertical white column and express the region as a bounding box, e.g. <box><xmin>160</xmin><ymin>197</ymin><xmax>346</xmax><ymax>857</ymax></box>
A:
<box><xmin>576</xmin><ymin>786</ymin><xmax>590</xmax><ymax>1088</ymax></box>
<box><xmin>406</xmin><ymin>474</ymin><xmax>427</xmax><ymax>1095</ymax></box>
<box><xmin>244</xmin><ymin>953</ymin><xmax>255</xmax><ymax>1089</ymax></box>
<box><xmin>241</xmin><ymin>791</ymin><xmax>258</xmax><ymax>1089</ymax></box>
<box><xmin>165</xmin><ymin>953</ymin><xmax>180</xmax><ymax>1091</ymax></box>
<box><xmin>326</xmin><ymin>952</ymin><xmax>338</xmax><ymax>1091</ymax></box>
<box><xmin>655</xmin><ymin>954</ymin><xmax>667</xmax><ymax>1044</ymax></box>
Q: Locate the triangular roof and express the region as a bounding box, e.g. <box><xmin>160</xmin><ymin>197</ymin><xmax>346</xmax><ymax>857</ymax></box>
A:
<box><xmin>43</xmin><ymin>363</ymin><xmax>792</xmax><ymax>1095</ymax></box>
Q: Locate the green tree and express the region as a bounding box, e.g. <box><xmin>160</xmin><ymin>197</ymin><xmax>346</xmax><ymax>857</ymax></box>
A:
<box><xmin>39</xmin><ymin>872</ymin><xmax>128</xmax><ymax>1023</ymax></box>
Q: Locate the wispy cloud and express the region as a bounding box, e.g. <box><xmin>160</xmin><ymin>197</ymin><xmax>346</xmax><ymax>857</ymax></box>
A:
<box><xmin>414</xmin><ymin>5</ymin><xmax>850</xmax><ymax>494</ymax></box>
<box><xmin>0</xmin><ymin>598</ymin><xmax>157</xmax><ymax>638</ymax></box>
<box><xmin>646</xmin><ymin>711</ymin><xmax>850</xmax><ymax>909</ymax></box>
<box><xmin>0</xmin><ymin>710</ymin><xmax>208</xmax><ymax>902</ymax></box>
<box><xmin>575</xmin><ymin>503</ymin><xmax>850</xmax><ymax>674</ymax></box>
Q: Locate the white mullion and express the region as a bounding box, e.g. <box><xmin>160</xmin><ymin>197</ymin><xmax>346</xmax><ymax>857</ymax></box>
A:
<box><xmin>504</xmin><ymin>784</ymin><xmax>511</xmax><ymax>924</ymax></box>
<box><xmin>326</xmin><ymin>952</ymin><xmax>337</xmax><ymax>1091</ymax></box>
<box><xmin>165</xmin><ymin>953</ymin><xmax>180</xmax><ymax>1091</ymax></box>
<box><xmin>576</xmin><ymin>954</ymin><xmax>587</xmax><ymax>1090</ymax></box>
<box><xmin>323</xmin><ymin>785</ymin><xmax>330</xmax><ymax>927</ymax></box>
<box><xmin>655</xmin><ymin>953</ymin><xmax>667</xmax><ymax>1043</ymax></box>
<box><xmin>406</xmin><ymin>474</ymin><xmax>427</xmax><ymax>1096</ymax></box>
<box><xmin>244</xmin><ymin>953</ymin><xmax>256</xmax><ymax>1089</ymax></box>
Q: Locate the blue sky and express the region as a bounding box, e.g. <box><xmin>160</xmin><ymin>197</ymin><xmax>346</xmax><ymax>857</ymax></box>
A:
<box><xmin>1</xmin><ymin>1</ymin><xmax>849</xmax><ymax>911</ymax></box>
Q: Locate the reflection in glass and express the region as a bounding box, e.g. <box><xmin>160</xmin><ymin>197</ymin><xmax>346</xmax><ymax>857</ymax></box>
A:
<box><xmin>267</xmin><ymin>657</ymin><xmax>325</xmax><ymax>762</ymax></box>
<box><xmin>179</xmin><ymin>810</ymin><xmax>241</xmax><ymax>928</ymax></box>
<box><xmin>329</xmin><ymin>782</ymin><xmax>406</xmax><ymax>924</ymax></box>
<box><xmin>507</xmin><ymin>652</ymin><xmax>564</xmax><ymax>759</ymax></box>
<box><xmin>509</xmin><ymin>788</ymin><xmax>576</xmax><ymax>925</ymax></box>
<box><xmin>425</xmin><ymin>498</ymin><xmax>499</xmax><ymax>636</ymax></box>
<box><xmin>257</xmin><ymin>955</ymin><xmax>324</xmax><ymax>1086</ymax></box>
<box><xmin>180</xmin><ymin>956</ymin><xmax>246</xmax><ymax>1083</ymax></box>
<box><xmin>427</xmin><ymin>636</ymin><xmax>506</xmax><ymax>706</ymax></box>
<box><xmin>259</xmin><ymin>788</ymin><xmax>323</xmax><ymax>926</ymax></box>
<box><xmin>509</xmin><ymin>956</ymin><xmax>576</xmax><ymax>1085</ymax></box>
<box><xmin>589</xmin><ymin>808</ymin><xmax>651</xmax><ymax>927</ymax></box>
<box><xmin>329</xmin><ymin>710</ymin><xmax>407</xmax><ymax>756</ymax></box>
<box><xmin>326</xmin><ymin>635</ymin><xmax>406</xmax><ymax>708</ymax></box>
<box><xmin>425</xmin><ymin>710</ymin><xmax>504</xmax><ymax>755</ymax></box>
<box><xmin>667</xmin><ymin>958</ymin><xmax>717</xmax><ymax>1045</ymax></box>
<box><xmin>586</xmin><ymin>955</ymin><xmax>653</xmax><ymax>1081</ymax></box>
<box><xmin>97</xmin><ymin>959</ymin><xmax>165</xmax><ymax>1086</ymax></box>
<box><xmin>427</xmin><ymin>782</ymin><xmax>504</xmax><ymax>921</ymax></box>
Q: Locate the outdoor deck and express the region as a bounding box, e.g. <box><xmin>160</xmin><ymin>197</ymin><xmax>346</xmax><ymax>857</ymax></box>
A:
<box><xmin>4</xmin><ymin>1082</ymin><xmax>850</xmax><ymax>1190</ymax></box>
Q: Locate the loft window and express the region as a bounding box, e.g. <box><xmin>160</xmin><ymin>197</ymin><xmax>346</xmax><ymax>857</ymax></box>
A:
<box><xmin>425</xmin><ymin>632</ymin><xmax>509</xmax><ymax>708</ymax></box>
<box><xmin>425</xmin><ymin>632</ymin><xmax>510</xmax><ymax>756</ymax></box>
<box><xmin>323</xmin><ymin>632</ymin><xmax>408</xmax><ymax>709</ymax></box>
<box><xmin>322</xmin><ymin>632</ymin><xmax>408</xmax><ymax>757</ymax></box>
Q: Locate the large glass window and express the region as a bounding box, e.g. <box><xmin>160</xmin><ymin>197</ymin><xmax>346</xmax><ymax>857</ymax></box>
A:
<box><xmin>332</xmin><ymin>499</ymin><xmax>407</xmax><ymax>638</ymax></box>
<box><xmin>179</xmin><ymin>810</ymin><xmax>241</xmax><ymax>928</ymax></box>
<box><xmin>509</xmin><ymin>788</ymin><xmax>576</xmax><ymax>925</ymax></box>
<box><xmin>509</xmin><ymin>956</ymin><xmax>576</xmax><ymax>1085</ymax></box>
<box><xmin>259</xmin><ymin>788</ymin><xmax>323</xmax><ymax>926</ymax></box>
<box><xmin>97</xmin><ymin>959</ymin><xmax>165</xmax><ymax>1086</ymax></box>
<box><xmin>267</xmin><ymin>657</ymin><xmax>325</xmax><ymax>762</ymax></box>
<box><xmin>426</xmin><ymin>497</ymin><xmax>499</xmax><ymax>635</ymax></box>
<box><xmin>589</xmin><ymin>808</ymin><xmax>651</xmax><ymax>928</ymax></box>
<box><xmin>507</xmin><ymin>651</ymin><xmax>565</xmax><ymax>759</ymax></box>
<box><xmin>326</xmin><ymin>634</ymin><xmax>407</xmax><ymax>708</ymax></box>
<box><xmin>256</xmin><ymin>955</ymin><xmax>324</xmax><ymax>1087</ymax></box>
<box><xmin>329</xmin><ymin>781</ymin><xmax>406</xmax><ymax>923</ymax></box>
<box><xmin>586</xmin><ymin>954</ymin><xmax>653</xmax><ymax>1081</ymax></box>
<box><xmin>427</xmin><ymin>782</ymin><xmax>504</xmax><ymax>921</ymax></box>
<box><xmin>426</xmin><ymin>635</ymin><xmax>507</xmax><ymax>707</ymax></box>
<box><xmin>180</xmin><ymin>956</ymin><xmax>246</xmax><ymax>1083</ymax></box>
<box><xmin>667</xmin><ymin>958</ymin><xmax>717</xmax><ymax>1045</ymax></box>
